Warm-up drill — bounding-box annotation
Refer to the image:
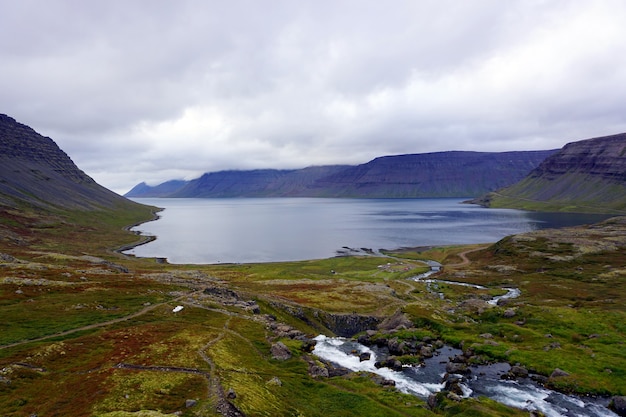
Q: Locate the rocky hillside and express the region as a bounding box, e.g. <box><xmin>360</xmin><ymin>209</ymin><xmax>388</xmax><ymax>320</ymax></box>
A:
<box><xmin>305</xmin><ymin>151</ymin><xmax>556</xmax><ymax>198</ymax></box>
<box><xmin>475</xmin><ymin>133</ymin><xmax>626</xmax><ymax>213</ymax></box>
<box><xmin>0</xmin><ymin>114</ymin><xmax>141</xmax><ymax>211</ymax></box>
<box><xmin>126</xmin><ymin>150</ymin><xmax>555</xmax><ymax>198</ymax></box>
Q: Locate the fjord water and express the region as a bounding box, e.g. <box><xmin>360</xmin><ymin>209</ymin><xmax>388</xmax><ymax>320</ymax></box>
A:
<box><xmin>126</xmin><ymin>198</ymin><xmax>610</xmax><ymax>264</ymax></box>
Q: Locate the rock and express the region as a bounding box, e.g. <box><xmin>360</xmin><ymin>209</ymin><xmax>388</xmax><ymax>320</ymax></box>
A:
<box><xmin>446</xmin><ymin>392</ymin><xmax>462</xmax><ymax>402</ymax></box>
<box><xmin>226</xmin><ymin>388</ymin><xmax>237</xmax><ymax>399</ymax></box>
<box><xmin>445</xmin><ymin>362</ymin><xmax>470</xmax><ymax>374</ymax></box>
<box><xmin>427</xmin><ymin>393</ymin><xmax>440</xmax><ymax>410</ymax></box>
<box><xmin>375</xmin><ymin>358</ymin><xmax>403</xmax><ymax>371</ymax></box>
<box><xmin>609</xmin><ymin>396</ymin><xmax>626</xmax><ymax>416</ymax></box>
<box><xmin>420</xmin><ymin>346</ymin><xmax>433</xmax><ymax>358</ymax></box>
<box><xmin>270</xmin><ymin>342</ymin><xmax>292</xmax><ymax>360</ymax></box>
<box><xmin>301</xmin><ymin>339</ymin><xmax>317</xmax><ymax>353</ymax></box>
<box><xmin>387</xmin><ymin>337</ymin><xmax>405</xmax><ymax>355</ymax></box>
<box><xmin>510</xmin><ymin>365</ymin><xmax>529</xmax><ymax>378</ymax></box>
<box><xmin>530</xmin><ymin>374</ymin><xmax>549</xmax><ymax>384</ymax></box>
<box><xmin>309</xmin><ymin>364</ymin><xmax>329</xmax><ymax>378</ymax></box>
<box><xmin>266</xmin><ymin>377</ymin><xmax>282</xmax><ymax>386</ymax></box>
<box><xmin>503</xmin><ymin>308</ymin><xmax>516</xmax><ymax>318</ymax></box>
<box><xmin>459</xmin><ymin>298</ymin><xmax>489</xmax><ymax>315</ymax></box>
<box><xmin>358</xmin><ymin>352</ymin><xmax>371</xmax><ymax>362</ymax></box>
<box><xmin>443</xmin><ymin>375</ymin><xmax>465</xmax><ymax>396</ymax></box>
<box><xmin>378</xmin><ymin>311</ymin><xmax>414</xmax><ymax>332</ymax></box>
<box><xmin>245</xmin><ymin>303</ymin><xmax>261</xmax><ymax>314</ymax></box>
<box><xmin>450</xmin><ymin>354</ymin><xmax>467</xmax><ymax>364</ymax></box>
<box><xmin>371</xmin><ymin>375</ymin><xmax>396</xmax><ymax>387</ymax></box>
<box><xmin>185</xmin><ymin>399</ymin><xmax>197</xmax><ymax>408</ymax></box>
<box><xmin>550</xmin><ymin>368</ymin><xmax>570</xmax><ymax>378</ymax></box>
<box><xmin>0</xmin><ymin>253</ymin><xmax>16</xmax><ymax>262</ymax></box>
<box><xmin>479</xmin><ymin>333</ymin><xmax>493</xmax><ymax>339</ymax></box>
<box><xmin>502</xmin><ymin>365</ymin><xmax>529</xmax><ymax>380</ymax></box>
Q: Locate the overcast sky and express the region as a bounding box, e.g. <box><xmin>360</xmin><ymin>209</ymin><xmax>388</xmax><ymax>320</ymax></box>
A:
<box><xmin>2</xmin><ymin>0</ymin><xmax>626</xmax><ymax>194</ymax></box>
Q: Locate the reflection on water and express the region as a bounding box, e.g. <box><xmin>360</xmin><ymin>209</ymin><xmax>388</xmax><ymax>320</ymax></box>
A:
<box><xmin>126</xmin><ymin>198</ymin><xmax>611</xmax><ymax>264</ymax></box>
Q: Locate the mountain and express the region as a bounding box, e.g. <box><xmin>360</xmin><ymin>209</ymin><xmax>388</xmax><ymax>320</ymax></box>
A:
<box><xmin>126</xmin><ymin>180</ymin><xmax>189</xmax><ymax>198</ymax></box>
<box><xmin>303</xmin><ymin>151</ymin><xmax>556</xmax><ymax>198</ymax></box>
<box><xmin>0</xmin><ymin>114</ymin><xmax>141</xmax><ymax>211</ymax></box>
<box><xmin>126</xmin><ymin>150</ymin><xmax>555</xmax><ymax>198</ymax></box>
<box><xmin>474</xmin><ymin>133</ymin><xmax>626</xmax><ymax>213</ymax></box>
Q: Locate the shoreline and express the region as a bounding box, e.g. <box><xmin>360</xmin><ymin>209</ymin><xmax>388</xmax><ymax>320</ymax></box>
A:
<box><xmin>115</xmin><ymin>207</ymin><xmax>163</xmax><ymax>254</ymax></box>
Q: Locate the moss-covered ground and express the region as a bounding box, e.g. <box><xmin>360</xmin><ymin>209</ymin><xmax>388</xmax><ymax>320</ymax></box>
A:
<box><xmin>0</xmin><ymin>204</ymin><xmax>623</xmax><ymax>416</ymax></box>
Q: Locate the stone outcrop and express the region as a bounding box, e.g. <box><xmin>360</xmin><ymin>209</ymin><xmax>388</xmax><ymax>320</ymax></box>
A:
<box><xmin>270</xmin><ymin>342</ymin><xmax>292</xmax><ymax>360</ymax></box>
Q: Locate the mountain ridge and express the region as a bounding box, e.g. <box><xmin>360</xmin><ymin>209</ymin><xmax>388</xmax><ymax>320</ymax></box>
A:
<box><xmin>474</xmin><ymin>133</ymin><xmax>626</xmax><ymax>213</ymax></box>
<box><xmin>127</xmin><ymin>150</ymin><xmax>556</xmax><ymax>198</ymax></box>
<box><xmin>0</xmin><ymin>113</ymin><xmax>143</xmax><ymax>211</ymax></box>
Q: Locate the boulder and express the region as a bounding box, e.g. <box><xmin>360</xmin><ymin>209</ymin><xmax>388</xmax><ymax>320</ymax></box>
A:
<box><xmin>427</xmin><ymin>393</ymin><xmax>440</xmax><ymax>410</ymax></box>
<box><xmin>443</xmin><ymin>375</ymin><xmax>465</xmax><ymax>396</ymax></box>
<box><xmin>420</xmin><ymin>346</ymin><xmax>434</xmax><ymax>358</ymax></box>
<box><xmin>510</xmin><ymin>365</ymin><xmax>529</xmax><ymax>378</ymax></box>
<box><xmin>301</xmin><ymin>339</ymin><xmax>317</xmax><ymax>353</ymax></box>
<box><xmin>387</xmin><ymin>337</ymin><xmax>408</xmax><ymax>355</ymax></box>
<box><xmin>609</xmin><ymin>396</ymin><xmax>626</xmax><ymax>416</ymax></box>
<box><xmin>309</xmin><ymin>364</ymin><xmax>329</xmax><ymax>378</ymax></box>
<box><xmin>266</xmin><ymin>377</ymin><xmax>282</xmax><ymax>386</ymax></box>
<box><xmin>446</xmin><ymin>362</ymin><xmax>470</xmax><ymax>374</ymax></box>
<box><xmin>375</xmin><ymin>358</ymin><xmax>403</xmax><ymax>371</ymax></box>
<box><xmin>270</xmin><ymin>342</ymin><xmax>292</xmax><ymax>360</ymax></box>
<box><xmin>550</xmin><ymin>368</ymin><xmax>570</xmax><ymax>378</ymax></box>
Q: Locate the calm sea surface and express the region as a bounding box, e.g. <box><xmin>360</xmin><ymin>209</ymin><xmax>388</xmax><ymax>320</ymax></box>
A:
<box><xmin>125</xmin><ymin>198</ymin><xmax>610</xmax><ymax>264</ymax></box>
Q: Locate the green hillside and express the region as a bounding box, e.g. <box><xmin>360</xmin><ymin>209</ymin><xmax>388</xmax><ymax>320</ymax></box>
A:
<box><xmin>477</xmin><ymin>133</ymin><xmax>626</xmax><ymax>214</ymax></box>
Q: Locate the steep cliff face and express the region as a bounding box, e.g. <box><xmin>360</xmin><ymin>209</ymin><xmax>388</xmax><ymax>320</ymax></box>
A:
<box><xmin>0</xmin><ymin>114</ymin><xmax>136</xmax><ymax>210</ymax></box>
<box><xmin>530</xmin><ymin>133</ymin><xmax>626</xmax><ymax>181</ymax></box>
<box><xmin>307</xmin><ymin>150</ymin><xmax>556</xmax><ymax>197</ymax></box>
<box><xmin>478</xmin><ymin>133</ymin><xmax>626</xmax><ymax>213</ymax></box>
<box><xmin>127</xmin><ymin>150</ymin><xmax>554</xmax><ymax>198</ymax></box>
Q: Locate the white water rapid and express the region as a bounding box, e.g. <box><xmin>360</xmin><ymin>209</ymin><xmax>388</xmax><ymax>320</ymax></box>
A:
<box><xmin>312</xmin><ymin>336</ymin><xmax>618</xmax><ymax>417</ymax></box>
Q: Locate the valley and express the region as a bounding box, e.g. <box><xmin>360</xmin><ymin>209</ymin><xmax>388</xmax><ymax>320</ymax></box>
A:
<box><xmin>1</xmin><ymin>114</ymin><xmax>624</xmax><ymax>416</ymax></box>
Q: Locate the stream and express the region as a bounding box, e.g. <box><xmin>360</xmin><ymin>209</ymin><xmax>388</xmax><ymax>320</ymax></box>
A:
<box><xmin>312</xmin><ymin>264</ymin><xmax>617</xmax><ymax>416</ymax></box>
<box><xmin>312</xmin><ymin>337</ymin><xmax>616</xmax><ymax>417</ymax></box>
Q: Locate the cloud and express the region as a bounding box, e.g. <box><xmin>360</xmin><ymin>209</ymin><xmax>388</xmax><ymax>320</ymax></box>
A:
<box><xmin>2</xmin><ymin>0</ymin><xmax>626</xmax><ymax>193</ymax></box>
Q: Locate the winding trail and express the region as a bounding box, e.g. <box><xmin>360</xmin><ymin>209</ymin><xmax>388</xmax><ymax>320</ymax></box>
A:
<box><xmin>0</xmin><ymin>292</ymin><xmax>197</xmax><ymax>350</ymax></box>
<box><xmin>444</xmin><ymin>245</ymin><xmax>489</xmax><ymax>268</ymax></box>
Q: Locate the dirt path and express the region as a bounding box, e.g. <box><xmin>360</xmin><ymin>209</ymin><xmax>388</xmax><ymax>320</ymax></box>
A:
<box><xmin>445</xmin><ymin>245</ymin><xmax>489</xmax><ymax>268</ymax></box>
<box><xmin>0</xmin><ymin>292</ymin><xmax>194</xmax><ymax>350</ymax></box>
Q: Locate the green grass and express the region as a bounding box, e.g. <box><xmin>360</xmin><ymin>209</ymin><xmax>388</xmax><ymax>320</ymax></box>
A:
<box><xmin>1</xmin><ymin>200</ymin><xmax>625</xmax><ymax>415</ymax></box>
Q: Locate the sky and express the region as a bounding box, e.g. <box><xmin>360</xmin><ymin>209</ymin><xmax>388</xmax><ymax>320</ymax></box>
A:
<box><xmin>2</xmin><ymin>0</ymin><xmax>626</xmax><ymax>194</ymax></box>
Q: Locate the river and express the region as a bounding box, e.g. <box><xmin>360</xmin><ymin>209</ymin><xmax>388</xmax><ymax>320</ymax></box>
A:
<box><xmin>312</xmin><ymin>337</ymin><xmax>616</xmax><ymax>417</ymax></box>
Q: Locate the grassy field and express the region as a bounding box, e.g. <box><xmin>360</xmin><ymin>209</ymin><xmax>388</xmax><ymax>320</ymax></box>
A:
<box><xmin>0</xmin><ymin>204</ymin><xmax>624</xmax><ymax>416</ymax></box>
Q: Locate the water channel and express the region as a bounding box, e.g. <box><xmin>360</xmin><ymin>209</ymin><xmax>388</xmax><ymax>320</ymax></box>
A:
<box><xmin>312</xmin><ymin>274</ymin><xmax>617</xmax><ymax>416</ymax></box>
